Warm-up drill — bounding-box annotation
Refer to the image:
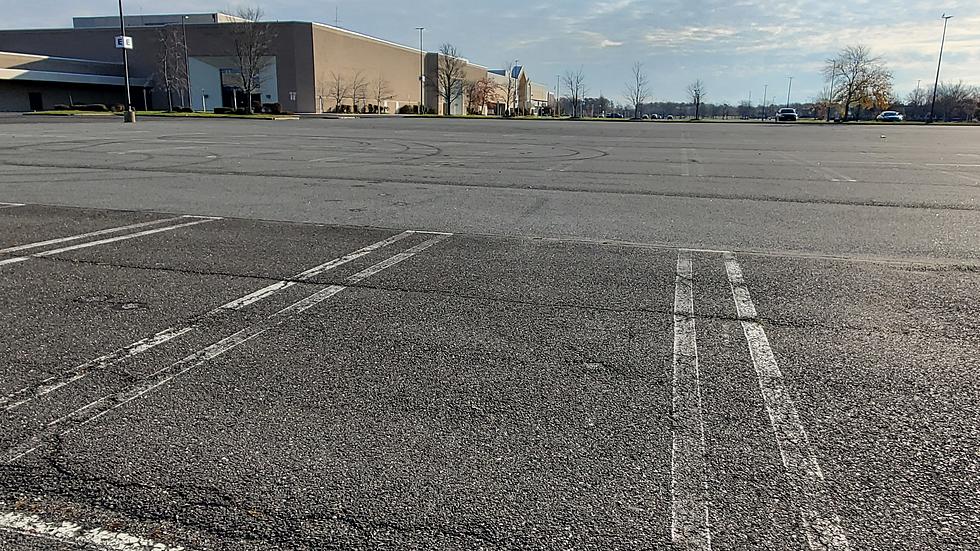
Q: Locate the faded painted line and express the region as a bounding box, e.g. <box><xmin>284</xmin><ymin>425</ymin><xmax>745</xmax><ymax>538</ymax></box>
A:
<box><xmin>2</xmin><ymin>234</ymin><xmax>452</xmax><ymax>463</ymax></box>
<box><xmin>0</xmin><ymin>217</ymin><xmax>221</xmax><ymax>268</ymax></box>
<box><xmin>940</xmin><ymin>170</ymin><xmax>980</xmax><ymax>185</ymax></box>
<box><xmin>682</xmin><ymin>148</ymin><xmax>693</xmax><ymax>177</ymax></box>
<box><xmin>780</xmin><ymin>153</ymin><xmax>857</xmax><ymax>183</ymax></box>
<box><xmin>0</xmin><ymin>202</ymin><xmax>24</xmax><ymax>209</ymax></box>
<box><xmin>723</xmin><ymin>252</ymin><xmax>851</xmax><ymax>551</ymax></box>
<box><xmin>1</xmin><ymin>232</ymin><xmax>415</xmax><ymax>411</ymax></box>
<box><xmin>0</xmin><ymin>510</ymin><xmax>191</xmax><ymax>551</ymax></box>
<box><xmin>0</xmin><ymin>216</ymin><xmax>185</xmax><ymax>254</ymax></box>
<box><xmin>671</xmin><ymin>250</ymin><xmax>712</xmax><ymax>550</ymax></box>
<box><xmin>112</xmin><ymin>145</ymin><xmax>198</xmax><ymax>155</ymax></box>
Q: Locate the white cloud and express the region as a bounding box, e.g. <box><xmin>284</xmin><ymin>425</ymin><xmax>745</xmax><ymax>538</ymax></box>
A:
<box><xmin>579</xmin><ymin>31</ymin><xmax>624</xmax><ymax>49</ymax></box>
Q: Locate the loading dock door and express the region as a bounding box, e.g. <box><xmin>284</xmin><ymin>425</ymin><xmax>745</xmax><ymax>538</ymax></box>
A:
<box><xmin>28</xmin><ymin>92</ymin><xmax>43</xmax><ymax>111</ymax></box>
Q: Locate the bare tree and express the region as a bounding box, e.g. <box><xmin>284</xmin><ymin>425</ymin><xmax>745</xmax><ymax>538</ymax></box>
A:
<box><xmin>155</xmin><ymin>25</ymin><xmax>187</xmax><ymax>111</ymax></box>
<box><xmin>823</xmin><ymin>45</ymin><xmax>891</xmax><ymax>122</ymax></box>
<box><xmin>686</xmin><ymin>79</ymin><xmax>706</xmax><ymax>119</ymax></box>
<box><xmin>373</xmin><ymin>73</ymin><xmax>394</xmax><ymax>113</ymax></box>
<box><xmin>349</xmin><ymin>70</ymin><xmax>368</xmax><ymax>112</ymax></box>
<box><xmin>562</xmin><ymin>67</ymin><xmax>587</xmax><ymax>118</ymax></box>
<box><xmin>624</xmin><ymin>61</ymin><xmax>651</xmax><ymax>119</ymax></box>
<box><xmin>905</xmin><ymin>85</ymin><xmax>928</xmax><ymax>120</ymax></box>
<box><xmin>231</xmin><ymin>7</ymin><xmax>276</xmax><ymax>114</ymax></box>
<box><xmin>500</xmin><ymin>60</ymin><xmax>518</xmax><ymax>116</ymax></box>
<box><xmin>321</xmin><ymin>71</ymin><xmax>349</xmax><ymax>112</ymax></box>
<box><xmin>935</xmin><ymin>81</ymin><xmax>979</xmax><ymax>121</ymax></box>
<box><xmin>436</xmin><ymin>43</ymin><xmax>467</xmax><ymax>116</ymax></box>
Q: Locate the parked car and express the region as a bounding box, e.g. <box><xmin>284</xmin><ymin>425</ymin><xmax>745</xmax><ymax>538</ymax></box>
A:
<box><xmin>775</xmin><ymin>108</ymin><xmax>799</xmax><ymax>122</ymax></box>
<box><xmin>642</xmin><ymin>114</ymin><xmax>650</xmax><ymax>120</ymax></box>
<box><xmin>665</xmin><ymin>114</ymin><xmax>674</xmax><ymax>120</ymax></box>
<box><xmin>651</xmin><ymin>114</ymin><xmax>663</xmax><ymax>120</ymax></box>
<box><xmin>876</xmin><ymin>111</ymin><xmax>904</xmax><ymax>122</ymax></box>
<box><xmin>606</xmin><ymin>113</ymin><xmax>625</xmax><ymax>119</ymax></box>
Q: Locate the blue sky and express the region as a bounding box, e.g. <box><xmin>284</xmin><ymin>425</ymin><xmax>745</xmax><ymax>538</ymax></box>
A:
<box><xmin>6</xmin><ymin>1</ymin><xmax>979</xmax><ymax>104</ymax></box>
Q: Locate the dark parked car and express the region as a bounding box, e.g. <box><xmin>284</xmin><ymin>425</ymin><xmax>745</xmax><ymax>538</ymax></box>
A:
<box><xmin>776</xmin><ymin>108</ymin><xmax>799</xmax><ymax>122</ymax></box>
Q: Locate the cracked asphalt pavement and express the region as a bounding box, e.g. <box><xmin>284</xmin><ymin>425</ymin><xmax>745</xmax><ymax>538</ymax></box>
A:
<box><xmin>0</xmin><ymin>116</ymin><xmax>977</xmax><ymax>550</ymax></box>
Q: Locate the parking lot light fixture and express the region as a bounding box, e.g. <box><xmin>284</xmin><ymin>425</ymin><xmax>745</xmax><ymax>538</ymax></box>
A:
<box><xmin>929</xmin><ymin>14</ymin><xmax>954</xmax><ymax>123</ymax></box>
<box><xmin>117</xmin><ymin>0</ymin><xmax>133</xmax><ymax>121</ymax></box>
<box><xmin>182</xmin><ymin>16</ymin><xmax>191</xmax><ymax>110</ymax></box>
<box><xmin>762</xmin><ymin>84</ymin><xmax>768</xmax><ymax>120</ymax></box>
<box><xmin>416</xmin><ymin>27</ymin><xmax>424</xmax><ymax>114</ymax></box>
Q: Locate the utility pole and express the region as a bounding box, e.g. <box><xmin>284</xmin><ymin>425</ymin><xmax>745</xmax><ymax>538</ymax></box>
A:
<box><xmin>416</xmin><ymin>27</ymin><xmax>424</xmax><ymax>114</ymax></box>
<box><xmin>786</xmin><ymin>76</ymin><xmax>793</xmax><ymax>107</ymax></box>
<box><xmin>929</xmin><ymin>14</ymin><xmax>954</xmax><ymax>123</ymax></box>
<box><xmin>182</xmin><ymin>15</ymin><xmax>191</xmax><ymax>109</ymax></box>
<box><xmin>117</xmin><ymin>0</ymin><xmax>134</xmax><ymax>122</ymax></box>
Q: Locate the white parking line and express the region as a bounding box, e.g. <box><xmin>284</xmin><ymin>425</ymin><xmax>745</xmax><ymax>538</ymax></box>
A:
<box><xmin>1</xmin><ymin>231</ymin><xmax>415</xmax><ymax>411</ymax></box>
<box><xmin>0</xmin><ymin>216</ymin><xmax>220</xmax><ymax>268</ymax></box>
<box><xmin>0</xmin><ymin>216</ymin><xmax>186</xmax><ymax>254</ymax></box>
<box><xmin>112</xmin><ymin>145</ymin><xmax>198</xmax><ymax>155</ymax></box>
<box><xmin>0</xmin><ymin>510</ymin><xmax>192</xmax><ymax>551</ymax></box>
<box><xmin>781</xmin><ymin>153</ymin><xmax>856</xmax><ymax>183</ymax></box>
<box><xmin>0</xmin><ymin>202</ymin><xmax>24</xmax><ymax>209</ymax></box>
<box><xmin>2</xmin><ymin>233</ymin><xmax>451</xmax><ymax>462</ymax></box>
<box><xmin>940</xmin><ymin>170</ymin><xmax>980</xmax><ymax>185</ymax></box>
<box><xmin>723</xmin><ymin>252</ymin><xmax>851</xmax><ymax>551</ymax></box>
<box><xmin>671</xmin><ymin>250</ymin><xmax>712</xmax><ymax>550</ymax></box>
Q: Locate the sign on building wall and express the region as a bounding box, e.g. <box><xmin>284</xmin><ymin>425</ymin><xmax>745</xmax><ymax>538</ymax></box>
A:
<box><xmin>114</xmin><ymin>36</ymin><xmax>133</xmax><ymax>50</ymax></box>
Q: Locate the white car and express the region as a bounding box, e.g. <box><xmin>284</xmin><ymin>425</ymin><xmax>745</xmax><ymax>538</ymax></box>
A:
<box><xmin>775</xmin><ymin>108</ymin><xmax>799</xmax><ymax>122</ymax></box>
<box><xmin>876</xmin><ymin>111</ymin><xmax>904</xmax><ymax>122</ymax></box>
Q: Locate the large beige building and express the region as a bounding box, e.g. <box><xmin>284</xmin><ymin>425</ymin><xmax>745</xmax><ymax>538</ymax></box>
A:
<box><xmin>0</xmin><ymin>12</ymin><xmax>555</xmax><ymax>115</ymax></box>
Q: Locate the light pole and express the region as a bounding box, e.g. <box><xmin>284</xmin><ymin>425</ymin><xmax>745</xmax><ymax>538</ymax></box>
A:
<box><xmin>416</xmin><ymin>27</ymin><xmax>424</xmax><ymax>114</ymax></box>
<box><xmin>555</xmin><ymin>74</ymin><xmax>560</xmax><ymax>117</ymax></box>
<box><xmin>761</xmin><ymin>84</ymin><xmax>768</xmax><ymax>119</ymax></box>
<box><xmin>182</xmin><ymin>15</ymin><xmax>191</xmax><ymax>110</ymax></box>
<box><xmin>117</xmin><ymin>0</ymin><xmax>133</xmax><ymax>121</ymax></box>
<box><xmin>827</xmin><ymin>63</ymin><xmax>837</xmax><ymax>122</ymax></box>
<box><xmin>785</xmin><ymin>76</ymin><xmax>793</xmax><ymax>108</ymax></box>
<box><xmin>929</xmin><ymin>14</ymin><xmax>954</xmax><ymax>123</ymax></box>
<box><xmin>511</xmin><ymin>59</ymin><xmax>519</xmax><ymax>115</ymax></box>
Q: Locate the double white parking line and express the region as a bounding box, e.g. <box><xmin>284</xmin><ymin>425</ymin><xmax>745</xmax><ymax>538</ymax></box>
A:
<box><xmin>671</xmin><ymin>251</ymin><xmax>850</xmax><ymax>551</ymax></box>
<box><xmin>1</xmin><ymin>231</ymin><xmax>452</xmax><ymax>462</ymax></box>
<box><xmin>0</xmin><ymin>230</ymin><xmax>416</xmax><ymax>411</ymax></box>
<box><xmin>671</xmin><ymin>250</ymin><xmax>712</xmax><ymax>549</ymax></box>
<box><xmin>0</xmin><ymin>215</ymin><xmax>221</xmax><ymax>267</ymax></box>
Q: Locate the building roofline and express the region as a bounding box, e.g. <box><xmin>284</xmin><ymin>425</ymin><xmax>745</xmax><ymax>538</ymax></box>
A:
<box><xmin>311</xmin><ymin>22</ymin><xmax>421</xmax><ymax>55</ymax></box>
<box><xmin>0</xmin><ymin>67</ymin><xmax>150</xmax><ymax>87</ymax></box>
<box><xmin>0</xmin><ymin>50</ymin><xmax>123</xmax><ymax>66</ymax></box>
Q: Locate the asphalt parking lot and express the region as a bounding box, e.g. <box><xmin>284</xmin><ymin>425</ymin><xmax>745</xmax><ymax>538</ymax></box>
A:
<box><xmin>0</xmin><ymin>116</ymin><xmax>977</xmax><ymax>550</ymax></box>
